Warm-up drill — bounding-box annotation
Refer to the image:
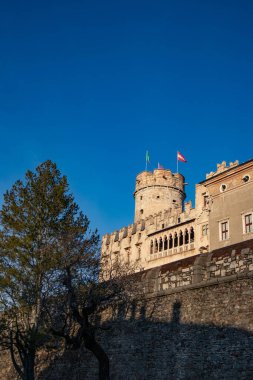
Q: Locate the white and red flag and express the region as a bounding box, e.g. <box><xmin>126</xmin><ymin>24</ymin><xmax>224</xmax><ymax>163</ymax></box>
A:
<box><xmin>177</xmin><ymin>151</ymin><xmax>187</xmax><ymax>163</ymax></box>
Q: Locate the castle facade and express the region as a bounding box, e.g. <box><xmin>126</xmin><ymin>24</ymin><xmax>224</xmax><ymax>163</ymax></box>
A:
<box><xmin>101</xmin><ymin>158</ymin><xmax>253</xmax><ymax>273</ymax></box>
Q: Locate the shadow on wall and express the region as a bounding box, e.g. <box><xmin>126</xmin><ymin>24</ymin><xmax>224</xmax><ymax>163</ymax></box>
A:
<box><xmin>38</xmin><ymin>300</ymin><xmax>253</xmax><ymax>380</ymax></box>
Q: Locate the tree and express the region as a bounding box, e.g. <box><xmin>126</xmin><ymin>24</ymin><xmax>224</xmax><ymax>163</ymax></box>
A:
<box><xmin>46</xmin><ymin>245</ymin><xmax>139</xmax><ymax>380</ymax></box>
<box><xmin>0</xmin><ymin>160</ymin><xmax>99</xmax><ymax>380</ymax></box>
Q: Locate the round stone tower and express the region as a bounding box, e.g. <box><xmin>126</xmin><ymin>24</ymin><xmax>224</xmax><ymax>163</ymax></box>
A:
<box><xmin>134</xmin><ymin>169</ymin><xmax>186</xmax><ymax>222</ymax></box>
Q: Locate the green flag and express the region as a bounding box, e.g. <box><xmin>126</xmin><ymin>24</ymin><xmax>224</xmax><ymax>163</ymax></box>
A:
<box><xmin>146</xmin><ymin>150</ymin><xmax>150</xmax><ymax>164</ymax></box>
<box><xmin>145</xmin><ymin>150</ymin><xmax>150</xmax><ymax>171</ymax></box>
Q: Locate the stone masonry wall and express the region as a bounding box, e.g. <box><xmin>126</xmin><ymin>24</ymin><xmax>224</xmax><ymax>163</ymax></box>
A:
<box><xmin>140</xmin><ymin>238</ymin><xmax>253</xmax><ymax>294</ymax></box>
<box><xmin>1</xmin><ymin>240</ymin><xmax>253</xmax><ymax>380</ymax></box>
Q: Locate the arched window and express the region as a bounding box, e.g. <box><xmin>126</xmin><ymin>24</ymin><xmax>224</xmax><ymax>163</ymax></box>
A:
<box><xmin>159</xmin><ymin>237</ymin><xmax>163</xmax><ymax>252</ymax></box>
<box><xmin>184</xmin><ymin>229</ymin><xmax>189</xmax><ymax>244</ymax></box>
<box><xmin>154</xmin><ymin>239</ymin><xmax>158</xmax><ymax>253</ymax></box>
<box><xmin>179</xmin><ymin>230</ymin><xmax>183</xmax><ymax>246</ymax></box>
<box><xmin>164</xmin><ymin>236</ymin><xmax>168</xmax><ymax>250</ymax></box>
<box><xmin>190</xmin><ymin>227</ymin><xmax>195</xmax><ymax>243</ymax></box>
<box><xmin>174</xmin><ymin>232</ymin><xmax>178</xmax><ymax>247</ymax></box>
<box><xmin>150</xmin><ymin>240</ymin><xmax>153</xmax><ymax>254</ymax></box>
<box><xmin>169</xmin><ymin>234</ymin><xmax>173</xmax><ymax>249</ymax></box>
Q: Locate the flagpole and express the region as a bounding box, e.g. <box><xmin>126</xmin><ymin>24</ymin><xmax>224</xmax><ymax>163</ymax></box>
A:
<box><xmin>145</xmin><ymin>150</ymin><xmax>149</xmax><ymax>171</ymax></box>
<box><xmin>176</xmin><ymin>151</ymin><xmax>178</xmax><ymax>173</ymax></box>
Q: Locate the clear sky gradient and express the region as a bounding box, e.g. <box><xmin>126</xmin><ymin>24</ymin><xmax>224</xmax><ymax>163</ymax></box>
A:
<box><xmin>0</xmin><ymin>0</ymin><xmax>252</xmax><ymax>236</ymax></box>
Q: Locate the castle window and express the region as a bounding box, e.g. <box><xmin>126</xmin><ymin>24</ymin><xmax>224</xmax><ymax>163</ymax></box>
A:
<box><xmin>179</xmin><ymin>230</ymin><xmax>183</xmax><ymax>246</ymax></box>
<box><xmin>190</xmin><ymin>227</ymin><xmax>195</xmax><ymax>243</ymax></box>
<box><xmin>243</xmin><ymin>213</ymin><xmax>253</xmax><ymax>234</ymax></box>
<box><xmin>164</xmin><ymin>236</ymin><xmax>168</xmax><ymax>250</ymax></box>
<box><xmin>169</xmin><ymin>234</ymin><xmax>173</xmax><ymax>249</ymax></box>
<box><xmin>162</xmin><ymin>223</ymin><xmax>165</xmax><ymax>229</ymax></box>
<box><xmin>150</xmin><ymin>240</ymin><xmax>154</xmax><ymax>254</ymax></box>
<box><xmin>154</xmin><ymin>239</ymin><xmax>158</xmax><ymax>253</ymax></box>
<box><xmin>203</xmin><ymin>196</ymin><xmax>209</xmax><ymax>207</ymax></box>
<box><xmin>178</xmin><ymin>217</ymin><xmax>181</xmax><ymax>223</ymax></box>
<box><xmin>242</xmin><ymin>175</ymin><xmax>250</xmax><ymax>183</ymax></box>
<box><xmin>174</xmin><ymin>232</ymin><xmax>178</xmax><ymax>247</ymax></box>
<box><xmin>219</xmin><ymin>220</ymin><xmax>229</xmax><ymax>241</ymax></box>
<box><xmin>157</xmin><ymin>196</ymin><xmax>160</xmax><ymax>199</ymax></box>
<box><xmin>140</xmin><ymin>196</ymin><xmax>143</xmax><ymax>200</ymax></box>
<box><xmin>159</xmin><ymin>237</ymin><xmax>163</xmax><ymax>252</ymax></box>
<box><xmin>184</xmin><ymin>229</ymin><xmax>189</xmax><ymax>244</ymax></box>
<box><xmin>137</xmin><ymin>248</ymin><xmax>141</xmax><ymax>260</ymax></box>
<box><xmin>220</xmin><ymin>184</ymin><xmax>227</xmax><ymax>192</ymax></box>
<box><xmin>140</xmin><ymin>209</ymin><xmax>144</xmax><ymax>214</ymax></box>
<box><xmin>202</xmin><ymin>224</ymin><xmax>209</xmax><ymax>236</ymax></box>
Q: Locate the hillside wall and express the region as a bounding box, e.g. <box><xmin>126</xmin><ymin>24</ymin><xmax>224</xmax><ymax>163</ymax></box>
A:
<box><xmin>1</xmin><ymin>240</ymin><xmax>253</xmax><ymax>380</ymax></box>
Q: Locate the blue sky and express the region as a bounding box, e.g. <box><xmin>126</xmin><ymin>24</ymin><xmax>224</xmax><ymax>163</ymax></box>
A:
<box><xmin>0</xmin><ymin>0</ymin><xmax>252</xmax><ymax>236</ymax></box>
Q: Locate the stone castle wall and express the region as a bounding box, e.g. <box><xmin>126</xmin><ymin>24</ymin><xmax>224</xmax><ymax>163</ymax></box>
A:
<box><xmin>102</xmin><ymin>159</ymin><xmax>253</xmax><ymax>275</ymax></box>
<box><xmin>101</xmin><ymin>198</ymin><xmax>209</xmax><ymax>273</ymax></box>
<box><xmin>43</xmin><ymin>240</ymin><xmax>253</xmax><ymax>379</ymax></box>
<box><xmin>141</xmin><ymin>238</ymin><xmax>253</xmax><ymax>293</ymax></box>
<box><xmin>2</xmin><ymin>240</ymin><xmax>253</xmax><ymax>380</ymax></box>
<box><xmin>101</xmin><ymin>166</ymin><xmax>215</xmax><ymax>274</ymax></box>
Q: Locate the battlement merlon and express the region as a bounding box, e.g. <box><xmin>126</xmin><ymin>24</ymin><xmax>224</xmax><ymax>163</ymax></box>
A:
<box><xmin>134</xmin><ymin>169</ymin><xmax>185</xmax><ymax>194</ymax></box>
<box><xmin>101</xmin><ymin>203</ymin><xmax>196</xmax><ymax>253</ymax></box>
<box><xmin>206</xmin><ymin>160</ymin><xmax>239</xmax><ymax>179</ymax></box>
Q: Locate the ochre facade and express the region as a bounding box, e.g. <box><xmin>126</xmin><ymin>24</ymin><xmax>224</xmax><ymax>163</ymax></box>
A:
<box><xmin>101</xmin><ymin>159</ymin><xmax>253</xmax><ymax>274</ymax></box>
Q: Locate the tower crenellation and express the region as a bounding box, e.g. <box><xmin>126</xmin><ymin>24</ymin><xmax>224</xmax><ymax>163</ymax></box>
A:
<box><xmin>102</xmin><ymin>205</ymin><xmax>196</xmax><ymax>258</ymax></box>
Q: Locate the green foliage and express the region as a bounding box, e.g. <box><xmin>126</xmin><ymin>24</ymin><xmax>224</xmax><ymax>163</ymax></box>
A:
<box><xmin>0</xmin><ymin>160</ymin><xmax>99</xmax><ymax>379</ymax></box>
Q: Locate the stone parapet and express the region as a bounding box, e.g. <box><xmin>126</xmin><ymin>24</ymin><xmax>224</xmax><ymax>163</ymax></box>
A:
<box><xmin>102</xmin><ymin>206</ymin><xmax>195</xmax><ymax>247</ymax></box>
<box><xmin>206</xmin><ymin>160</ymin><xmax>239</xmax><ymax>179</ymax></box>
<box><xmin>140</xmin><ymin>239</ymin><xmax>253</xmax><ymax>294</ymax></box>
<box><xmin>134</xmin><ymin>169</ymin><xmax>185</xmax><ymax>194</ymax></box>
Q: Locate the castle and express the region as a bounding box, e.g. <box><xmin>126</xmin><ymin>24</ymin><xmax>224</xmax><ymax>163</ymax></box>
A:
<box><xmin>2</xmin><ymin>159</ymin><xmax>253</xmax><ymax>379</ymax></box>
<box><xmin>101</xmin><ymin>158</ymin><xmax>253</xmax><ymax>274</ymax></box>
